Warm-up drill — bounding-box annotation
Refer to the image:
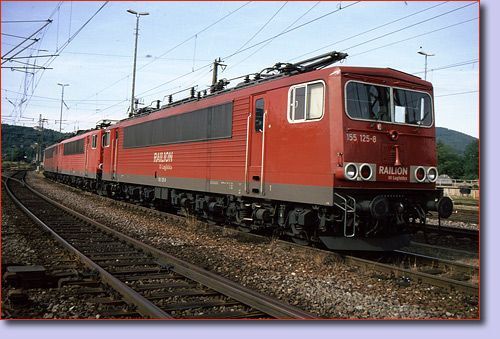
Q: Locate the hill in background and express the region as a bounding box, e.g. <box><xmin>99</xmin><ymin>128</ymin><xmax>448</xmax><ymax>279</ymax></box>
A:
<box><xmin>1</xmin><ymin>124</ymin><xmax>72</xmax><ymax>162</ymax></box>
<box><xmin>436</xmin><ymin>127</ymin><xmax>478</xmax><ymax>154</ymax></box>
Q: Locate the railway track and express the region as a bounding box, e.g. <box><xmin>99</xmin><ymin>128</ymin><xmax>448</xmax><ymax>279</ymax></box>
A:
<box><xmin>411</xmin><ymin>222</ymin><xmax>479</xmax><ymax>253</ymax></box>
<box><xmin>419</xmin><ymin>223</ymin><xmax>479</xmax><ymax>244</ymax></box>
<box><xmin>89</xmin><ymin>190</ymin><xmax>480</xmax><ymax>297</ymax></box>
<box><xmin>3</xmin><ymin>172</ymin><xmax>318</xmax><ymax>319</ymax></box>
<box><xmin>346</xmin><ymin>250</ymin><xmax>479</xmax><ymax>296</ymax></box>
<box><xmin>428</xmin><ymin>208</ymin><xmax>479</xmax><ymax>225</ymax></box>
<box><xmin>264</xmin><ymin>239</ymin><xmax>480</xmax><ymax>297</ymax></box>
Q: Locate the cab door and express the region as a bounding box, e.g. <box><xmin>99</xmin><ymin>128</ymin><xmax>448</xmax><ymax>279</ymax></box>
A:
<box><xmin>110</xmin><ymin>129</ymin><xmax>119</xmax><ymax>180</ymax></box>
<box><xmin>84</xmin><ymin>136</ymin><xmax>90</xmax><ymax>176</ymax></box>
<box><xmin>247</xmin><ymin>93</ymin><xmax>268</xmax><ymax>195</ymax></box>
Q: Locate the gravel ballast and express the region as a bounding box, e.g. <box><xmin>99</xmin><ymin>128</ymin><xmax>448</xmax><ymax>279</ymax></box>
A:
<box><xmin>1</xmin><ymin>181</ymin><xmax>114</xmax><ymax>319</ymax></box>
<box><xmin>1</xmin><ymin>172</ymin><xmax>480</xmax><ymax>319</ymax></box>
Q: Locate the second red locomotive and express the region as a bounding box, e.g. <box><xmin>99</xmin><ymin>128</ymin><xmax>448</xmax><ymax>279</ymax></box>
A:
<box><xmin>44</xmin><ymin>51</ymin><xmax>453</xmax><ymax>251</ymax></box>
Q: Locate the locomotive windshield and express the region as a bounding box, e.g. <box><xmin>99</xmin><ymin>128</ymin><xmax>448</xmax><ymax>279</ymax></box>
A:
<box><xmin>345</xmin><ymin>81</ymin><xmax>432</xmax><ymax>127</ymax></box>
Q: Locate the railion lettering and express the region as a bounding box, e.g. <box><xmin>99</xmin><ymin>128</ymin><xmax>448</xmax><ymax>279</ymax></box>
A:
<box><xmin>378</xmin><ymin>166</ymin><xmax>408</xmax><ymax>176</ymax></box>
<box><xmin>153</xmin><ymin>151</ymin><xmax>173</xmax><ymax>163</ymax></box>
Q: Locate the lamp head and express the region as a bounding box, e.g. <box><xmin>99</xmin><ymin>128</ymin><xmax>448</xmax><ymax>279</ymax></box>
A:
<box><xmin>418</xmin><ymin>48</ymin><xmax>435</xmax><ymax>57</ymax></box>
<box><xmin>127</xmin><ymin>9</ymin><xmax>149</xmax><ymax>16</ymax></box>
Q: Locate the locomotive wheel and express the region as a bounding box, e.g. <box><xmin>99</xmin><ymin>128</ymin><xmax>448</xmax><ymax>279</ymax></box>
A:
<box><xmin>201</xmin><ymin>211</ymin><xmax>216</xmax><ymax>225</ymax></box>
<box><xmin>235</xmin><ymin>206</ymin><xmax>252</xmax><ymax>232</ymax></box>
<box><xmin>291</xmin><ymin>235</ymin><xmax>310</xmax><ymax>246</ymax></box>
<box><xmin>238</xmin><ymin>224</ymin><xmax>252</xmax><ymax>233</ymax></box>
<box><xmin>412</xmin><ymin>206</ymin><xmax>438</xmax><ymax>245</ymax></box>
<box><xmin>290</xmin><ymin>224</ymin><xmax>310</xmax><ymax>246</ymax></box>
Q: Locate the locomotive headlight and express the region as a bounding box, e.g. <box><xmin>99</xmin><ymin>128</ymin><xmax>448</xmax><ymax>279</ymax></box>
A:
<box><xmin>427</xmin><ymin>167</ymin><xmax>438</xmax><ymax>182</ymax></box>
<box><xmin>415</xmin><ymin>166</ymin><xmax>426</xmax><ymax>182</ymax></box>
<box><xmin>344</xmin><ymin>163</ymin><xmax>358</xmax><ymax>180</ymax></box>
<box><xmin>359</xmin><ymin>164</ymin><xmax>373</xmax><ymax>181</ymax></box>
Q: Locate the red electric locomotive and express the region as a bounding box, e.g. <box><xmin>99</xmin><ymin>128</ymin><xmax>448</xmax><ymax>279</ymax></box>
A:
<box><xmin>43</xmin><ymin>143</ymin><xmax>58</xmax><ymax>174</ymax></box>
<box><xmin>44</xmin><ymin>128</ymin><xmax>105</xmax><ymax>191</ymax></box>
<box><xmin>46</xmin><ymin>51</ymin><xmax>453</xmax><ymax>251</ymax></box>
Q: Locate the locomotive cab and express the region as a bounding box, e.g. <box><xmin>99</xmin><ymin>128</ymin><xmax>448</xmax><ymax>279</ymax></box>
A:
<box><xmin>322</xmin><ymin>67</ymin><xmax>453</xmax><ymax>249</ymax></box>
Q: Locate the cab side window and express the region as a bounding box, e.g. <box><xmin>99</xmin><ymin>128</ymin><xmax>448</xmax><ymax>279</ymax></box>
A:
<box><xmin>255</xmin><ymin>99</ymin><xmax>264</xmax><ymax>132</ymax></box>
<box><xmin>102</xmin><ymin>131</ymin><xmax>110</xmax><ymax>147</ymax></box>
<box><xmin>288</xmin><ymin>81</ymin><xmax>325</xmax><ymax>122</ymax></box>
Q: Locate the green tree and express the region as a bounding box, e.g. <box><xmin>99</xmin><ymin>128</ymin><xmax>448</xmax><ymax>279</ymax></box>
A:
<box><xmin>462</xmin><ymin>139</ymin><xmax>479</xmax><ymax>180</ymax></box>
<box><xmin>436</xmin><ymin>140</ymin><xmax>464</xmax><ymax>178</ymax></box>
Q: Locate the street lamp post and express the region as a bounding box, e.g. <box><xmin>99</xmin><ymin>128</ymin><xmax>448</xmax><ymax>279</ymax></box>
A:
<box><xmin>127</xmin><ymin>9</ymin><xmax>149</xmax><ymax>116</ymax></box>
<box><xmin>57</xmin><ymin>83</ymin><xmax>69</xmax><ymax>133</ymax></box>
<box><xmin>418</xmin><ymin>47</ymin><xmax>435</xmax><ymax>81</ymax></box>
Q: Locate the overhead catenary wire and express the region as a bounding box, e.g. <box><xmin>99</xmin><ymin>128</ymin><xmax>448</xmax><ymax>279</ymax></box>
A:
<box><xmin>2</xmin><ymin>18</ymin><xmax>54</xmax><ymax>122</ymax></box>
<box><xmin>290</xmin><ymin>1</ymin><xmax>449</xmax><ymax>62</ymax></box>
<box><xmin>27</xmin><ymin>0</ymin><xmax>315</xmax><ymax>123</ymax></box>
<box><xmin>4</xmin><ymin>1</ymin><xmax>110</xmax><ymax>124</ymax></box>
<box><xmin>223</xmin><ymin>1</ymin><xmax>361</xmax><ymax>61</ymax></box>
<box><xmin>5</xmin><ymin>2</ymin><xmax>62</xmax><ymax>112</ymax></box>
<box><xmin>342</xmin><ymin>2</ymin><xmax>477</xmax><ymax>52</ymax></box>
<box><xmin>132</xmin><ymin>2</ymin><xmax>361</xmax><ymax>102</ymax></box>
<box><xmin>435</xmin><ymin>90</ymin><xmax>479</xmax><ymax>98</ymax></box>
<box><xmin>413</xmin><ymin>59</ymin><xmax>479</xmax><ymax>75</ymax></box>
<box><xmin>67</xmin><ymin>1</ymin><xmax>251</xmax><ymax>112</ymax></box>
<box><xmin>2</xmin><ymin>20</ymin><xmax>52</xmax><ymax>61</ymax></box>
<box><xmin>228</xmin><ymin>1</ymin><xmax>322</xmax><ymax>72</ymax></box>
<box><xmin>2</xmin><ymin>32</ymin><xmax>40</xmax><ymax>40</ymax></box>
<box><xmin>136</xmin><ymin>1</ymin><xmax>474</xmax><ymax>103</ymax></box>
<box><xmin>1</xmin><ymin>20</ymin><xmax>53</xmax><ymax>23</ymax></box>
<box><xmin>78</xmin><ymin>1</ymin><xmax>477</xmax><ymax>125</ymax></box>
<box><xmin>232</xmin><ymin>1</ymin><xmax>289</xmax><ymax>55</ymax></box>
<box><xmin>32</xmin><ymin>2</ymin><xmax>110</xmax><ymax>77</ymax></box>
<box><xmin>348</xmin><ymin>17</ymin><xmax>478</xmax><ymax>59</ymax></box>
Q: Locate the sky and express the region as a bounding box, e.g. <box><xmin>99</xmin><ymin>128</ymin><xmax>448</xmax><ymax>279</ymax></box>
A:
<box><xmin>1</xmin><ymin>1</ymin><xmax>479</xmax><ymax>138</ymax></box>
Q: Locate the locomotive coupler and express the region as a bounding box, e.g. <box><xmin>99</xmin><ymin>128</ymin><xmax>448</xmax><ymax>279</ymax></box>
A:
<box><xmin>356</xmin><ymin>195</ymin><xmax>390</xmax><ymax>220</ymax></box>
<box><xmin>426</xmin><ymin>196</ymin><xmax>453</xmax><ymax>219</ymax></box>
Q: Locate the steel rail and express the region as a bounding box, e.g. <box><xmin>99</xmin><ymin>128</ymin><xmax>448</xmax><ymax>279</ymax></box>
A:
<box><xmin>342</xmin><ymin>254</ymin><xmax>479</xmax><ymax>296</ymax></box>
<box><xmin>5</xmin><ymin>173</ymin><xmax>318</xmax><ymax>319</ymax></box>
<box><xmin>267</xmin><ymin>239</ymin><xmax>479</xmax><ymax>296</ymax></box>
<box><xmin>2</xmin><ymin>174</ymin><xmax>172</xmax><ymax>319</ymax></box>
<box><xmin>420</xmin><ymin>223</ymin><xmax>479</xmax><ymax>245</ymax></box>
<box><xmin>428</xmin><ymin>208</ymin><xmax>479</xmax><ymax>224</ymax></box>
<box><xmin>393</xmin><ymin>250</ymin><xmax>479</xmax><ymax>277</ymax></box>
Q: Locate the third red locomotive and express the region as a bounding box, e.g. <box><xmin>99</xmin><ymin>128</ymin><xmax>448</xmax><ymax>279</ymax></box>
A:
<box><xmin>44</xmin><ymin>51</ymin><xmax>453</xmax><ymax>251</ymax></box>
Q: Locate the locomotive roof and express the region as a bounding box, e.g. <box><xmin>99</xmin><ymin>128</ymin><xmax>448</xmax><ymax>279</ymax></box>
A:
<box><xmin>119</xmin><ymin>64</ymin><xmax>431</xmax><ymax>127</ymax></box>
<box><xmin>332</xmin><ymin>65</ymin><xmax>430</xmax><ymax>85</ymax></box>
<box><xmin>47</xmin><ymin>51</ymin><xmax>431</xmax><ymax>146</ymax></box>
